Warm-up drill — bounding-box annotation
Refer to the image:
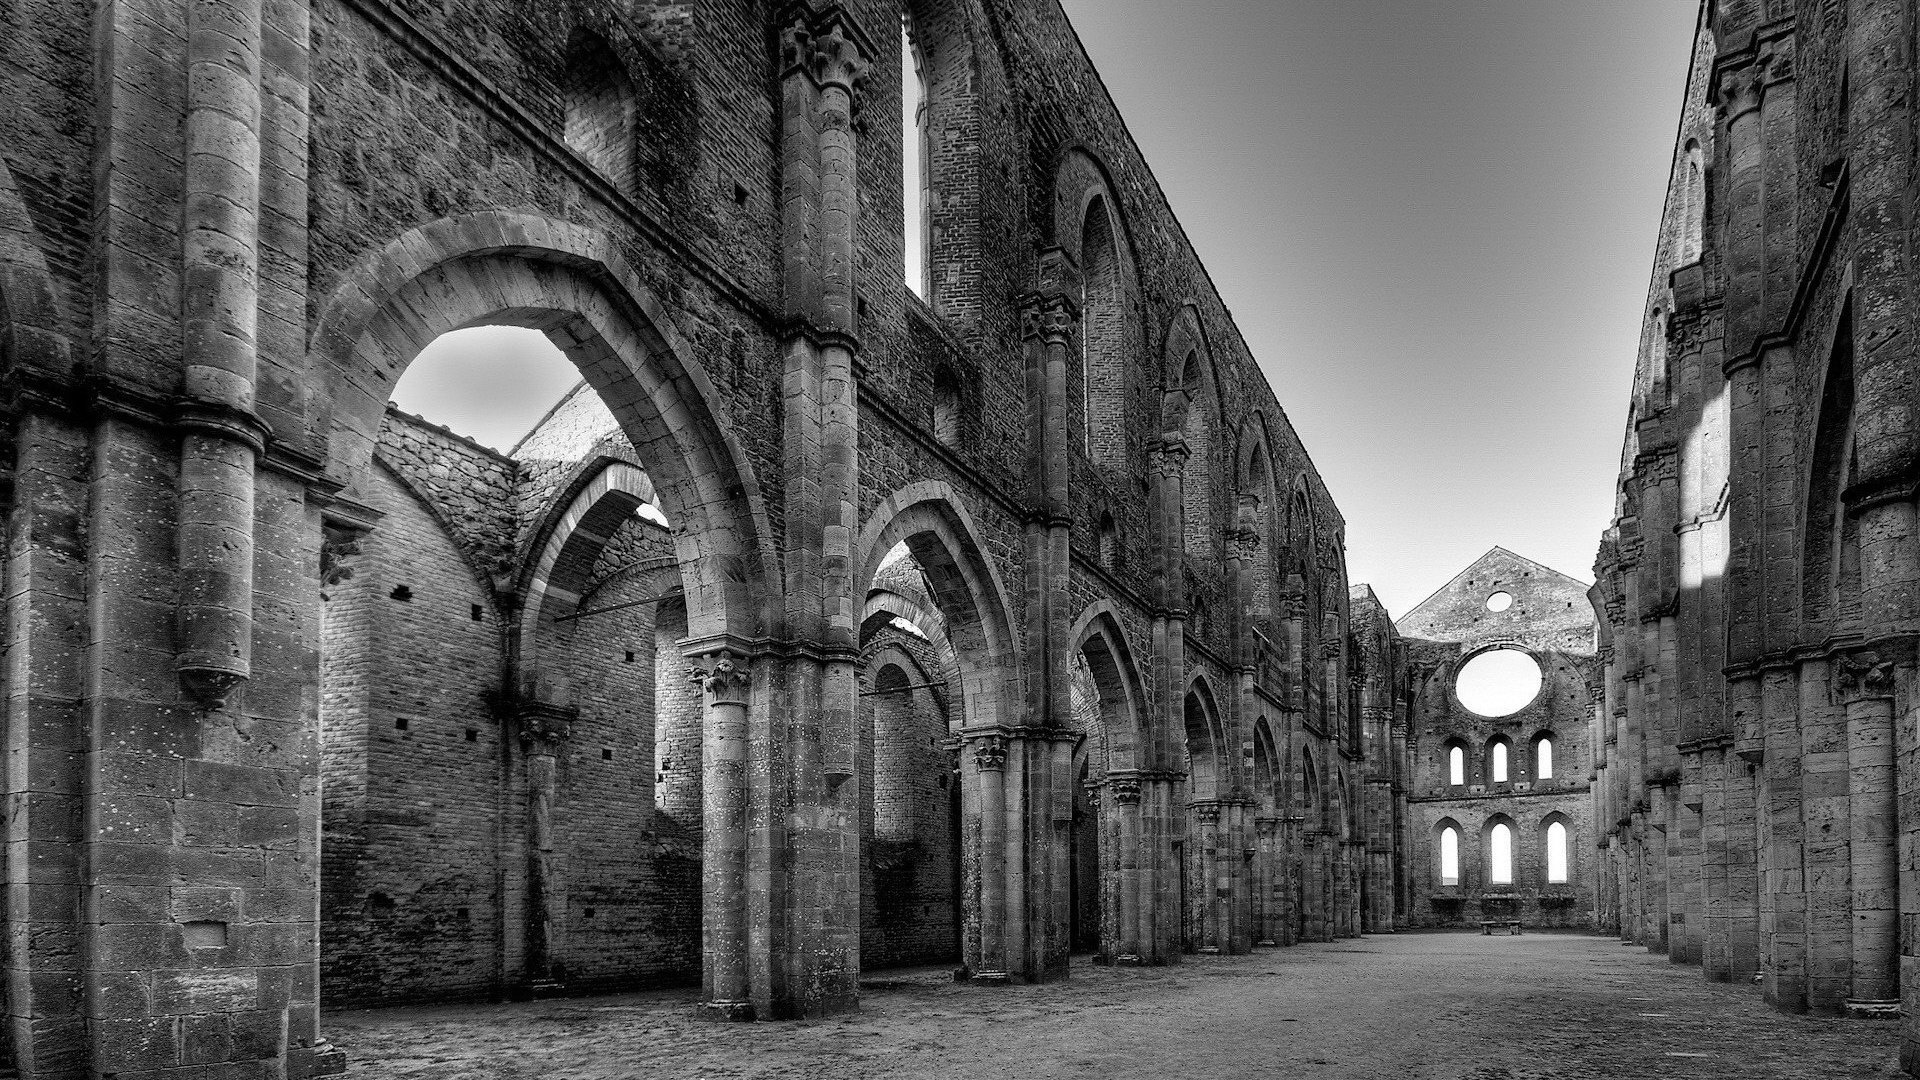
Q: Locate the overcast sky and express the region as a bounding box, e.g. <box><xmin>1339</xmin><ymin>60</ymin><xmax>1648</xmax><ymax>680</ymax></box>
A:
<box><xmin>395</xmin><ymin>1</ymin><xmax>1699</xmax><ymax>620</ymax></box>
<box><xmin>1056</xmin><ymin>0</ymin><xmax>1698</xmax><ymax>615</ymax></box>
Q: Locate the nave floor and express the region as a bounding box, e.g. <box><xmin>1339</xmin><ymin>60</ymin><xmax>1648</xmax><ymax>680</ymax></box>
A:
<box><xmin>329</xmin><ymin>932</ymin><xmax>1900</xmax><ymax>1079</ymax></box>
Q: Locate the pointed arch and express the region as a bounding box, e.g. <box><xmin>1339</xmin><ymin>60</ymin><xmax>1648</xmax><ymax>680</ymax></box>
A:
<box><xmin>855</xmin><ymin>482</ymin><xmax>1022</xmax><ymax>731</ymax></box>
<box><xmin>1802</xmin><ymin>297</ymin><xmax>1857</xmax><ymax>631</ymax></box>
<box><xmin>1182</xmin><ymin>674</ymin><xmax>1225</xmax><ymax>801</ymax></box>
<box><xmin>1068</xmin><ymin>602</ymin><xmax>1148</xmax><ymax>774</ymax></box>
<box><xmin>1053</xmin><ymin>148</ymin><xmax>1142</xmax><ymax>477</ymax></box>
<box><xmin>563</xmin><ymin>29</ymin><xmax>639</xmax><ymax>191</ymax></box>
<box><xmin>311</xmin><ymin>211</ymin><xmax>777</xmax><ymax>647</ymax></box>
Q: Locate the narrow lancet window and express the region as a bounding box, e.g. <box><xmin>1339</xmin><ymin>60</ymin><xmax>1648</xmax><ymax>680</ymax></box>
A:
<box><xmin>1490</xmin><ymin>823</ymin><xmax>1513</xmax><ymax>884</ymax></box>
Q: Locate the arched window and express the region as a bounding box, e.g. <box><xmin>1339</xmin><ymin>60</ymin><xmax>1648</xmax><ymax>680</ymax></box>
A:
<box><xmin>931</xmin><ymin>371</ymin><xmax>959</xmax><ymax>446</ymax></box>
<box><xmin>901</xmin><ymin>18</ymin><xmax>929</xmax><ymax>298</ymax></box>
<box><xmin>1489</xmin><ymin>823</ymin><xmax>1513</xmax><ymax>885</ymax></box>
<box><xmin>1180</xmin><ymin>352</ymin><xmax>1213</xmax><ymax>561</ymax></box>
<box><xmin>1536</xmin><ymin>736</ymin><xmax>1554</xmax><ymax>780</ymax></box>
<box><xmin>563</xmin><ymin>30</ymin><xmax>638</xmax><ymax>191</ymax></box>
<box><xmin>1097</xmin><ymin>513</ymin><xmax>1119</xmax><ymax>570</ymax></box>
<box><xmin>1491</xmin><ymin>741</ymin><xmax>1509</xmax><ymax>783</ymax></box>
<box><xmin>1080</xmin><ymin>195</ymin><xmax>1125</xmax><ymax>471</ymax></box>
<box><xmin>1448</xmin><ymin>745</ymin><xmax>1466</xmax><ymax>787</ymax></box>
<box><xmin>1681</xmin><ymin>139</ymin><xmax>1704</xmax><ymax>263</ymax></box>
<box><xmin>1547</xmin><ymin>821</ymin><xmax>1569</xmax><ymax>884</ymax></box>
<box><xmin>1439</xmin><ymin>826</ymin><xmax>1460</xmax><ymax>886</ymax></box>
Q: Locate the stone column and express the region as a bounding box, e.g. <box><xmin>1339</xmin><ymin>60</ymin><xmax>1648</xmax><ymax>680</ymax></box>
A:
<box><xmin>967</xmin><ymin>733</ymin><xmax>1010</xmax><ymax>982</ymax></box>
<box><xmin>774</xmin><ymin>4</ymin><xmax>872</xmax><ymax>1018</ymax></box>
<box><xmin>1836</xmin><ymin>653</ymin><xmax>1900</xmax><ymax>1018</ymax></box>
<box><xmin>1799</xmin><ymin>656</ymin><xmax>1853</xmax><ymax>1014</ymax></box>
<box><xmin>693</xmin><ymin>652</ymin><xmax>753</xmax><ymax>1019</ymax></box>
<box><xmin>516</xmin><ymin>702</ymin><xmax>575</xmax><ymax>993</ymax></box>
<box><xmin>1761</xmin><ymin>664</ymin><xmax>1807</xmax><ymax>1011</ymax></box>
<box><xmin>175</xmin><ymin>0</ymin><xmax>267</xmax><ymax>708</ymax></box>
<box><xmin>1254</xmin><ymin>816</ymin><xmax>1280</xmax><ymax>945</ymax></box>
<box><xmin>1701</xmin><ymin>739</ymin><xmax>1731</xmax><ymax>979</ymax></box>
<box><xmin>1110</xmin><ymin>776</ymin><xmax>1145</xmax><ymax>963</ymax></box>
<box><xmin>1191</xmin><ymin>802</ymin><xmax>1223</xmax><ymax>953</ymax></box>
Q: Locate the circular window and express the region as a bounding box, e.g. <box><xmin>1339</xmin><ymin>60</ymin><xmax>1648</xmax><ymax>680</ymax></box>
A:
<box><xmin>1485</xmin><ymin>591</ymin><xmax>1513</xmax><ymax>613</ymax></box>
<box><xmin>1454</xmin><ymin>648</ymin><xmax>1542</xmax><ymax>717</ymax></box>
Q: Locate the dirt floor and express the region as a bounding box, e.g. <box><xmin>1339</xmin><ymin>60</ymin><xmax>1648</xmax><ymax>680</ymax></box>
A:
<box><xmin>327</xmin><ymin>931</ymin><xmax>1903</xmax><ymax>1079</ymax></box>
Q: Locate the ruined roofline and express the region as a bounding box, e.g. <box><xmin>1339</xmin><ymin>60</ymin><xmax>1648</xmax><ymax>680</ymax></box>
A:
<box><xmin>384</xmin><ymin>402</ymin><xmax>517</xmax><ymax>465</ymax></box>
<box><xmin>506</xmin><ymin>378</ymin><xmax>595</xmax><ymax>459</ymax></box>
<box><xmin>1394</xmin><ymin>545</ymin><xmax>1594</xmax><ymax>629</ymax></box>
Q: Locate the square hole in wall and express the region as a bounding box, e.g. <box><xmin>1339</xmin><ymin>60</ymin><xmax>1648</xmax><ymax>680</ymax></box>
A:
<box><xmin>602</xmin><ymin>748</ymin><xmax>613</xmax><ymax>761</ymax></box>
<box><xmin>394</xmin><ymin>718</ymin><xmax>409</xmax><ymax>731</ymax></box>
<box><xmin>624</xmin><ymin>650</ymin><xmax>635</xmax><ymax>663</ymax></box>
<box><xmin>471</xmin><ymin>604</ymin><xmax>484</xmax><ymax>621</ymax></box>
<box><xmin>465</xmin><ymin>729</ymin><xmax>479</xmax><ymax>743</ymax></box>
<box><xmin>390</xmin><ymin>584</ymin><xmax>413</xmax><ymax>601</ymax></box>
<box><xmin>583</xmin><ymin>907</ymin><xmax>596</xmax><ymax>919</ymax></box>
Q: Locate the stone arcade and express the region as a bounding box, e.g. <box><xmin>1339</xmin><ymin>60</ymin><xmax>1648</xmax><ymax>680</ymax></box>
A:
<box><xmin>0</xmin><ymin>0</ymin><xmax>1408</xmax><ymax>1074</ymax></box>
<box><xmin>0</xmin><ymin>0</ymin><xmax>1917</xmax><ymax>1077</ymax></box>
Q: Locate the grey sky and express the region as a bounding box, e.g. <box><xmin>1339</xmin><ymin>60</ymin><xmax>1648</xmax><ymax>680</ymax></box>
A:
<box><xmin>394</xmin><ymin>1</ymin><xmax>1699</xmax><ymax>619</ymax></box>
<box><xmin>1058</xmin><ymin>0</ymin><xmax>1699</xmax><ymax>614</ymax></box>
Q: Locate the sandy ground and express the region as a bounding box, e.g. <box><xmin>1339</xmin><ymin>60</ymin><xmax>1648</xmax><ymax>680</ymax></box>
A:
<box><xmin>327</xmin><ymin>932</ymin><xmax>1903</xmax><ymax>1079</ymax></box>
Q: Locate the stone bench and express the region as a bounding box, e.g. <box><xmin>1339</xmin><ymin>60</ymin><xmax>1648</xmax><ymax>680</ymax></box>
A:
<box><xmin>1480</xmin><ymin>919</ymin><xmax>1523</xmax><ymax>936</ymax></box>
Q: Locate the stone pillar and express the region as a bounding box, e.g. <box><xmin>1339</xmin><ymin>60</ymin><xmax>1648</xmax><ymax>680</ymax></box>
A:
<box><xmin>1255</xmin><ymin>816</ymin><xmax>1280</xmax><ymax>945</ymax></box>
<box><xmin>773</xmin><ymin>3</ymin><xmax>872</xmax><ymax>1018</ymax></box>
<box><xmin>693</xmin><ymin>652</ymin><xmax>753</xmax><ymax>1019</ymax></box>
<box><xmin>1701</xmin><ymin>739</ymin><xmax>1731</xmax><ymax>979</ymax></box>
<box><xmin>516</xmin><ymin>702</ymin><xmax>575</xmax><ymax>994</ymax></box>
<box><xmin>967</xmin><ymin>733</ymin><xmax>1010</xmax><ymax>983</ymax></box>
<box><xmin>175</xmin><ymin>0</ymin><xmax>267</xmax><ymax>708</ymax></box>
<box><xmin>1837</xmin><ymin>653</ymin><xmax>1900</xmax><ymax>1018</ymax></box>
<box><xmin>1761</xmin><ymin>664</ymin><xmax>1807</xmax><ymax>1012</ymax></box>
<box><xmin>1110</xmin><ymin>777</ymin><xmax>1145</xmax><ymax>963</ymax></box>
<box><xmin>1800</xmin><ymin>656</ymin><xmax>1854</xmax><ymax>1014</ymax></box>
<box><xmin>1191</xmin><ymin>802</ymin><xmax>1223</xmax><ymax>953</ymax></box>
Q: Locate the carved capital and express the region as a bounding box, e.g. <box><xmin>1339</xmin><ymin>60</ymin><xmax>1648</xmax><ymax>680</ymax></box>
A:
<box><xmin>1715</xmin><ymin>57</ymin><xmax>1766</xmax><ymax>123</ymax></box>
<box><xmin>1110</xmin><ymin>778</ymin><xmax>1142</xmax><ymax>805</ymax></box>
<box><xmin>690</xmin><ymin>650</ymin><xmax>752</xmax><ymax>706</ymax></box>
<box><xmin>1194</xmin><ymin>802</ymin><xmax>1222</xmax><ymax>826</ymax></box>
<box><xmin>970</xmin><ymin>733</ymin><xmax>1008</xmax><ymax>772</ymax></box>
<box><xmin>1834</xmin><ymin>650</ymin><xmax>1899</xmax><ymax>702</ymax></box>
<box><xmin>516</xmin><ymin>701</ymin><xmax>576</xmax><ymax>749</ymax></box>
<box><xmin>781</xmin><ymin>5</ymin><xmax>874</xmax><ymax>94</ymax></box>
<box><xmin>1018</xmin><ymin>292</ymin><xmax>1079</xmax><ymax>345</ymax></box>
<box><xmin>1149</xmin><ymin>439</ymin><xmax>1189</xmax><ymax>479</ymax></box>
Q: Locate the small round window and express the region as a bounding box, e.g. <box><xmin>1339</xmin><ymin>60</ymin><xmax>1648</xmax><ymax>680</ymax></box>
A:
<box><xmin>1455</xmin><ymin>647</ymin><xmax>1542</xmax><ymax>717</ymax></box>
<box><xmin>1485</xmin><ymin>591</ymin><xmax>1513</xmax><ymax>613</ymax></box>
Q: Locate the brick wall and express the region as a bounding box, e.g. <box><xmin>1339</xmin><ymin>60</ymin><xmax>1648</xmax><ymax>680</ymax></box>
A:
<box><xmin>1398</xmin><ymin>549</ymin><xmax>1599</xmax><ymax>930</ymax></box>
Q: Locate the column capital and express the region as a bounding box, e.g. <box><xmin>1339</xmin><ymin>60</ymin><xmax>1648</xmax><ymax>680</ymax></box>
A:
<box><xmin>968</xmin><ymin>732</ymin><xmax>1008</xmax><ymax>771</ymax></box>
<box><xmin>779</xmin><ymin>4</ymin><xmax>876</xmax><ymax>93</ymax></box>
<box><xmin>1149</xmin><ymin>438</ymin><xmax>1189</xmax><ymax>476</ymax></box>
<box><xmin>1713</xmin><ymin>50</ymin><xmax>1775</xmax><ymax>124</ymax></box>
<box><xmin>516</xmin><ymin>700</ymin><xmax>577</xmax><ymax>748</ymax></box>
<box><xmin>1833</xmin><ymin>648</ymin><xmax>1901</xmax><ymax>703</ymax></box>
<box><xmin>690</xmin><ymin>649</ymin><xmax>753</xmax><ymax>707</ymax></box>
<box><xmin>1017</xmin><ymin>292</ymin><xmax>1080</xmax><ymax>344</ymax></box>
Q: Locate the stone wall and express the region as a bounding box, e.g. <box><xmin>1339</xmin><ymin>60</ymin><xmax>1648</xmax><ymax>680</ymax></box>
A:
<box><xmin>1398</xmin><ymin>549</ymin><xmax>1598</xmax><ymax>930</ymax></box>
